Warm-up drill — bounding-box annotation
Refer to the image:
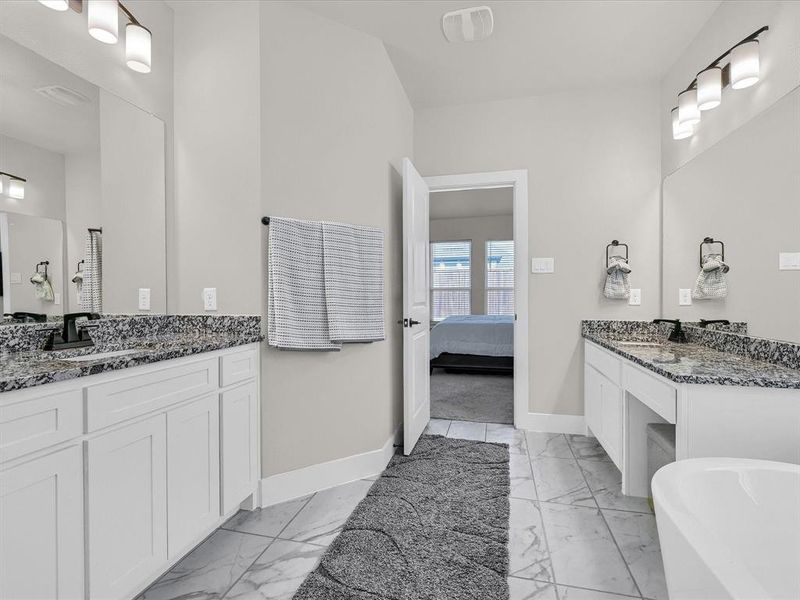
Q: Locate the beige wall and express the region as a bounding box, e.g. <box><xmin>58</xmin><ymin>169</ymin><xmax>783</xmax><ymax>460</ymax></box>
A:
<box><xmin>415</xmin><ymin>87</ymin><xmax>661</xmax><ymax>417</ymax></box>
<box><xmin>660</xmin><ymin>1</ymin><xmax>800</xmax><ymax>176</ymax></box>
<box><xmin>430</xmin><ymin>213</ymin><xmax>513</xmax><ymax>315</ymax></box>
<box><xmin>662</xmin><ymin>87</ymin><xmax>800</xmax><ymax>342</ymax></box>
<box><xmin>172</xmin><ymin>1</ymin><xmax>261</xmax><ymax>314</ymax></box>
<box><xmin>259</xmin><ymin>2</ymin><xmax>413</xmax><ymax>476</ymax></box>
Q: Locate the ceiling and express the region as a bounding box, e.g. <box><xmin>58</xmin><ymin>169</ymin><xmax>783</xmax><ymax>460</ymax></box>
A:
<box><xmin>430</xmin><ymin>188</ymin><xmax>513</xmax><ymax>220</ymax></box>
<box><xmin>297</xmin><ymin>0</ymin><xmax>721</xmax><ymax>108</ymax></box>
<box><xmin>0</xmin><ymin>34</ymin><xmax>99</xmax><ymax>155</ymax></box>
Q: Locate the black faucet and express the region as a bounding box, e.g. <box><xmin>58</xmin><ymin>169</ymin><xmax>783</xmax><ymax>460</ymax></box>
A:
<box><xmin>653</xmin><ymin>319</ymin><xmax>688</xmax><ymax>344</ymax></box>
<box><xmin>698</xmin><ymin>319</ymin><xmax>730</xmax><ymax>329</ymax></box>
<box><xmin>44</xmin><ymin>312</ymin><xmax>101</xmax><ymax>350</ymax></box>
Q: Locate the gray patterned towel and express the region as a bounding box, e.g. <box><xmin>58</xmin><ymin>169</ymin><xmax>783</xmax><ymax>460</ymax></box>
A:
<box><xmin>693</xmin><ymin>253</ymin><xmax>729</xmax><ymax>300</ymax></box>
<box><xmin>603</xmin><ymin>255</ymin><xmax>631</xmax><ymax>299</ymax></box>
<box><xmin>268</xmin><ymin>217</ymin><xmax>341</xmax><ymax>351</ymax></box>
<box><xmin>322</xmin><ymin>221</ymin><xmax>384</xmax><ymax>343</ymax></box>
<box><xmin>81</xmin><ymin>230</ymin><xmax>102</xmax><ymax>313</ymax></box>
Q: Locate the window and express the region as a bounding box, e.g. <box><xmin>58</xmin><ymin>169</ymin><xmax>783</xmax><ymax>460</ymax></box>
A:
<box><xmin>486</xmin><ymin>240</ymin><xmax>514</xmax><ymax>316</ymax></box>
<box><xmin>430</xmin><ymin>240</ymin><xmax>471</xmax><ymax>321</ymax></box>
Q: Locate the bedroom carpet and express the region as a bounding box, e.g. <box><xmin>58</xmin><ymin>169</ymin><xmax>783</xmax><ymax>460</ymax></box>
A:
<box><xmin>430</xmin><ymin>372</ymin><xmax>514</xmax><ymax>424</ymax></box>
<box><xmin>292</xmin><ymin>435</ymin><xmax>511</xmax><ymax>600</ymax></box>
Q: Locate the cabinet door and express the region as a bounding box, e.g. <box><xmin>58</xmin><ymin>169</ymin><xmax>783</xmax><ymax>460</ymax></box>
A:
<box><xmin>87</xmin><ymin>414</ymin><xmax>167</xmax><ymax>600</ymax></box>
<box><xmin>600</xmin><ymin>377</ymin><xmax>624</xmax><ymax>467</ymax></box>
<box><xmin>167</xmin><ymin>394</ymin><xmax>220</xmax><ymax>557</ymax></box>
<box><xmin>584</xmin><ymin>365</ymin><xmax>602</xmax><ymax>437</ymax></box>
<box><xmin>220</xmin><ymin>381</ymin><xmax>258</xmax><ymax>514</ymax></box>
<box><xmin>0</xmin><ymin>445</ymin><xmax>83</xmax><ymax>600</ymax></box>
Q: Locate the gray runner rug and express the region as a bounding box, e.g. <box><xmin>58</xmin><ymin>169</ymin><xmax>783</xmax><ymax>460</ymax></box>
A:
<box><xmin>293</xmin><ymin>435</ymin><xmax>511</xmax><ymax>600</ymax></box>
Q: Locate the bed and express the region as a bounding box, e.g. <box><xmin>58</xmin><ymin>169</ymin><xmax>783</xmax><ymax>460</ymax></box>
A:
<box><xmin>430</xmin><ymin>315</ymin><xmax>514</xmax><ymax>374</ymax></box>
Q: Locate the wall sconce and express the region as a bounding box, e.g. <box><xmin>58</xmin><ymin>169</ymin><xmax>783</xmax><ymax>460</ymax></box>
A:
<box><xmin>38</xmin><ymin>0</ymin><xmax>151</xmax><ymax>74</ymax></box>
<box><xmin>0</xmin><ymin>172</ymin><xmax>27</xmax><ymax>200</ymax></box>
<box><xmin>671</xmin><ymin>26</ymin><xmax>768</xmax><ymax>141</ymax></box>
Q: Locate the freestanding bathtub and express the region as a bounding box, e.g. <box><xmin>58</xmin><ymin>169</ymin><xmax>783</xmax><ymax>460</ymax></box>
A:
<box><xmin>652</xmin><ymin>458</ymin><xmax>800</xmax><ymax>600</ymax></box>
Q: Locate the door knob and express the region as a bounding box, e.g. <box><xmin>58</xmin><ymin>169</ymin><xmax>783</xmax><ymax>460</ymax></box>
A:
<box><xmin>409</xmin><ymin>319</ymin><xmax>421</xmax><ymax>326</ymax></box>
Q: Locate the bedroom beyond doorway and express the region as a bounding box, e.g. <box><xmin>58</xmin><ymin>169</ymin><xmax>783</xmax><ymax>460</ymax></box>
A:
<box><xmin>428</xmin><ymin>187</ymin><xmax>515</xmax><ymax>424</ymax></box>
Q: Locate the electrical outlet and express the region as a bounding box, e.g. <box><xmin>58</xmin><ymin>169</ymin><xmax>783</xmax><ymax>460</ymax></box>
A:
<box><xmin>10</xmin><ymin>272</ymin><xmax>20</xmax><ymax>284</ymax></box>
<box><xmin>138</xmin><ymin>288</ymin><xmax>151</xmax><ymax>311</ymax></box>
<box><xmin>628</xmin><ymin>288</ymin><xmax>641</xmax><ymax>306</ymax></box>
<box><xmin>203</xmin><ymin>287</ymin><xmax>217</xmax><ymax>311</ymax></box>
<box><xmin>679</xmin><ymin>288</ymin><xmax>692</xmax><ymax>306</ymax></box>
<box><xmin>779</xmin><ymin>252</ymin><xmax>800</xmax><ymax>270</ymax></box>
<box><xmin>531</xmin><ymin>257</ymin><xmax>555</xmax><ymax>273</ymax></box>
<box><xmin>54</xmin><ymin>292</ymin><xmax>61</xmax><ymax>306</ymax></box>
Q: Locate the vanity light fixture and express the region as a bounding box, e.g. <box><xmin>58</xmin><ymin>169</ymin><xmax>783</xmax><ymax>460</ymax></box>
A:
<box><xmin>38</xmin><ymin>0</ymin><xmax>152</xmax><ymax>74</ymax></box>
<box><xmin>38</xmin><ymin>0</ymin><xmax>69</xmax><ymax>11</ymax></box>
<box><xmin>0</xmin><ymin>172</ymin><xmax>26</xmax><ymax>200</ymax></box>
<box><xmin>730</xmin><ymin>40</ymin><xmax>761</xmax><ymax>89</ymax></box>
<box><xmin>671</xmin><ymin>108</ymin><xmax>693</xmax><ymax>140</ymax></box>
<box><xmin>671</xmin><ymin>26</ymin><xmax>767</xmax><ymax>140</ymax></box>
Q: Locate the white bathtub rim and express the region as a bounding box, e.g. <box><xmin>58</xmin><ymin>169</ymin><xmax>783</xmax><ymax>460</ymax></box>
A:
<box><xmin>652</xmin><ymin>457</ymin><xmax>800</xmax><ymax>600</ymax></box>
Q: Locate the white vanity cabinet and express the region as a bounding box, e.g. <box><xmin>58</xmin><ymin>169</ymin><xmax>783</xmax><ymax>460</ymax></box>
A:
<box><xmin>0</xmin><ymin>342</ymin><xmax>261</xmax><ymax>600</ymax></box>
<box><xmin>584</xmin><ymin>345</ymin><xmax>623</xmax><ymax>468</ymax></box>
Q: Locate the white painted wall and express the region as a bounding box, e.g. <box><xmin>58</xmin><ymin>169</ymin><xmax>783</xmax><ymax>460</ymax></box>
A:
<box><xmin>415</xmin><ymin>87</ymin><xmax>661</xmax><ymax>417</ymax></box>
<box><xmin>259</xmin><ymin>1</ymin><xmax>413</xmax><ymax>476</ymax></box>
<box><xmin>660</xmin><ymin>1</ymin><xmax>800</xmax><ymax>176</ymax></box>
<box><xmin>172</xmin><ymin>0</ymin><xmax>261</xmax><ymax>315</ymax></box>
<box><xmin>430</xmin><ymin>213</ymin><xmax>513</xmax><ymax>315</ymax></box>
<box><xmin>0</xmin><ymin>135</ymin><xmax>65</xmax><ymax>220</ymax></box>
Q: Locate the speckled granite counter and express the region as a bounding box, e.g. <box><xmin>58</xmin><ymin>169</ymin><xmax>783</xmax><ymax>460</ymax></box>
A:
<box><xmin>0</xmin><ymin>315</ymin><xmax>262</xmax><ymax>394</ymax></box>
<box><xmin>582</xmin><ymin>320</ymin><xmax>800</xmax><ymax>389</ymax></box>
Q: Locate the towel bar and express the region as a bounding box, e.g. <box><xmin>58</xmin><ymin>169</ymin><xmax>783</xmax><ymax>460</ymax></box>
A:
<box><xmin>606</xmin><ymin>240</ymin><xmax>629</xmax><ymax>268</ymax></box>
<box><xmin>700</xmin><ymin>237</ymin><xmax>725</xmax><ymax>267</ymax></box>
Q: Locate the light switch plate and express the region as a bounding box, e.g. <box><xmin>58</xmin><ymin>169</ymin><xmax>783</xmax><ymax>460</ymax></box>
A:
<box><xmin>531</xmin><ymin>257</ymin><xmax>555</xmax><ymax>273</ymax></box>
<box><xmin>54</xmin><ymin>292</ymin><xmax>61</xmax><ymax>306</ymax></box>
<box><xmin>629</xmin><ymin>288</ymin><xmax>641</xmax><ymax>306</ymax></box>
<box><xmin>779</xmin><ymin>252</ymin><xmax>800</xmax><ymax>270</ymax></box>
<box><xmin>138</xmin><ymin>288</ymin><xmax>151</xmax><ymax>311</ymax></box>
<box><xmin>10</xmin><ymin>272</ymin><xmax>20</xmax><ymax>284</ymax></box>
<box><xmin>679</xmin><ymin>288</ymin><xmax>692</xmax><ymax>306</ymax></box>
<box><xmin>203</xmin><ymin>287</ymin><xmax>217</xmax><ymax>311</ymax></box>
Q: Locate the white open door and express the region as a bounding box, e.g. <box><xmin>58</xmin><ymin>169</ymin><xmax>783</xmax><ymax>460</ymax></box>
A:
<box><xmin>402</xmin><ymin>158</ymin><xmax>431</xmax><ymax>455</ymax></box>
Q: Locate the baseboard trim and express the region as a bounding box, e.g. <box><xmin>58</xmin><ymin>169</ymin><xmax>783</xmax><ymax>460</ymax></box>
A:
<box><xmin>520</xmin><ymin>412</ymin><xmax>586</xmax><ymax>434</ymax></box>
<box><xmin>259</xmin><ymin>428</ymin><xmax>401</xmax><ymax>508</ymax></box>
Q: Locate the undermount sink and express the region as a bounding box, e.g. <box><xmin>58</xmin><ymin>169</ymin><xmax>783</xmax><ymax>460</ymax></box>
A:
<box><xmin>615</xmin><ymin>341</ymin><xmax>663</xmax><ymax>347</ymax></box>
<box><xmin>63</xmin><ymin>349</ymin><xmax>142</xmax><ymax>362</ymax></box>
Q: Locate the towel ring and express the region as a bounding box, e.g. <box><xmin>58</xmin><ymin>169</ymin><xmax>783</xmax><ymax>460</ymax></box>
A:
<box><xmin>77</xmin><ymin>259</ymin><xmax>84</xmax><ymax>272</ymax></box>
<box><xmin>606</xmin><ymin>240</ymin><xmax>629</xmax><ymax>268</ymax></box>
<box><xmin>35</xmin><ymin>261</ymin><xmax>49</xmax><ymax>278</ymax></box>
<box><xmin>699</xmin><ymin>237</ymin><xmax>725</xmax><ymax>267</ymax></box>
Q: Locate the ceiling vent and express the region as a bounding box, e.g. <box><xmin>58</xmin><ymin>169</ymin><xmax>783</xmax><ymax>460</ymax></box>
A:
<box><xmin>442</xmin><ymin>5</ymin><xmax>494</xmax><ymax>43</ymax></box>
<box><xmin>34</xmin><ymin>85</ymin><xmax>91</xmax><ymax>107</ymax></box>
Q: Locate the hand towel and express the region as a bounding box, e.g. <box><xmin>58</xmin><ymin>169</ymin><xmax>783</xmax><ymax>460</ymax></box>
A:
<box><xmin>603</xmin><ymin>255</ymin><xmax>631</xmax><ymax>299</ymax></box>
<box><xmin>692</xmin><ymin>253</ymin><xmax>729</xmax><ymax>299</ymax></box>
<box><xmin>81</xmin><ymin>230</ymin><xmax>103</xmax><ymax>312</ymax></box>
<box><xmin>268</xmin><ymin>217</ymin><xmax>341</xmax><ymax>351</ymax></box>
<box><xmin>30</xmin><ymin>271</ymin><xmax>55</xmax><ymax>301</ymax></box>
<box><xmin>322</xmin><ymin>221</ymin><xmax>385</xmax><ymax>343</ymax></box>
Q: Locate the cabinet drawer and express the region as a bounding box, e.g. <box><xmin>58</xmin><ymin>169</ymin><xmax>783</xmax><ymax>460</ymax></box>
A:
<box><xmin>86</xmin><ymin>358</ymin><xmax>219</xmax><ymax>432</ymax></box>
<box><xmin>220</xmin><ymin>347</ymin><xmax>258</xmax><ymax>388</ymax></box>
<box><xmin>0</xmin><ymin>388</ymin><xmax>83</xmax><ymax>462</ymax></box>
<box><xmin>623</xmin><ymin>364</ymin><xmax>677</xmax><ymax>423</ymax></box>
<box><xmin>585</xmin><ymin>342</ymin><xmax>621</xmax><ymax>385</ymax></box>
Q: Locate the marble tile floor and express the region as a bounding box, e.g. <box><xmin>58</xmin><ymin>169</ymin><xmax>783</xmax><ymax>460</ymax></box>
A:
<box><xmin>137</xmin><ymin>420</ymin><xmax>667</xmax><ymax>600</ymax></box>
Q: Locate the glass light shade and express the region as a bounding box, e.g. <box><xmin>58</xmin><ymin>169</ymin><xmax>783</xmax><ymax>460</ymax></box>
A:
<box><xmin>38</xmin><ymin>0</ymin><xmax>69</xmax><ymax>10</ymax></box>
<box><xmin>671</xmin><ymin>108</ymin><xmax>693</xmax><ymax>140</ymax></box>
<box><xmin>678</xmin><ymin>88</ymin><xmax>701</xmax><ymax>126</ymax></box>
<box><xmin>730</xmin><ymin>40</ymin><xmax>760</xmax><ymax>89</ymax></box>
<box><xmin>88</xmin><ymin>0</ymin><xmax>119</xmax><ymax>44</ymax></box>
<box><xmin>8</xmin><ymin>179</ymin><xmax>25</xmax><ymax>200</ymax></box>
<box><xmin>697</xmin><ymin>67</ymin><xmax>722</xmax><ymax>110</ymax></box>
<box><xmin>126</xmin><ymin>24</ymin><xmax>151</xmax><ymax>73</ymax></box>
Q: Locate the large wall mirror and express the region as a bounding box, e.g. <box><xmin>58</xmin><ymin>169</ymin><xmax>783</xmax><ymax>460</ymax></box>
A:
<box><xmin>0</xmin><ymin>34</ymin><xmax>166</xmax><ymax>322</ymax></box>
<box><xmin>662</xmin><ymin>87</ymin><xmax>800</xmax><ymax>342</ymax></box>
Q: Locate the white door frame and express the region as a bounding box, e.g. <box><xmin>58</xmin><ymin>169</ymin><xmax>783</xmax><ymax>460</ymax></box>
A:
<box><xmin>424</xmin><ymin>170</ymin><xmax>529</xmax><ymax>428</ymax></box>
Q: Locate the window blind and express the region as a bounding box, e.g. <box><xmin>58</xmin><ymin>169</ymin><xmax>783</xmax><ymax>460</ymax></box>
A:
<box><xmin>431</xmin><ymin>240</ymin><xmax>471</xmax><ymax>321</ymax></box>
<box><xmin>486</xmin><ymin>240</ymin><xmax>514</xmax><ymax>316</ymax></box>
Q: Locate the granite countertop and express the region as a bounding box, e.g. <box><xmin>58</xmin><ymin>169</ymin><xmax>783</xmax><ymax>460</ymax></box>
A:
<box><xmin>584</xmin><ymin>333</ymin><xmax>800</xmax><ymax>389</ymax></box>
<box><xmin>0</xmin><ymin>332</ymin><xmax>263</xmax><ymax>394</ymax></box>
